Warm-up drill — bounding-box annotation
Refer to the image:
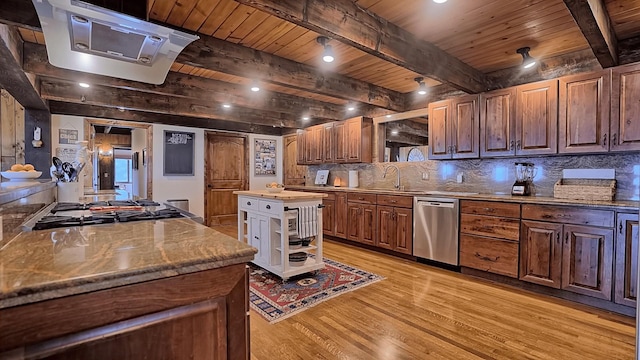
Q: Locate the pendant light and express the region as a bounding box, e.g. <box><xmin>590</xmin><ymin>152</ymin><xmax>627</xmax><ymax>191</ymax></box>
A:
<box><xmin>516</xmin><ymin>47</ymin><xmax>537</xmax><ymax>69</ymax></box>
<box><xmin>415</xmin><ymin>77</ymin><xmax>427</xmax><ymax>95</ymax></box>
<box><xmin>316</xmin><ymin>36</ymin><xmax>335</xmax><ymax>63</ymax></box>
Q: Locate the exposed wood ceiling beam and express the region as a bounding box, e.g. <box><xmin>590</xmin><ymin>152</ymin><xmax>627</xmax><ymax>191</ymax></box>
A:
<box><xmin>40</xmin><ymin>79</ymin><xmax>306</xmax><ymax>129</ymax></box>
<box><xmin>619</xmin><ymin>35</ymin><xmax>640</xmax><ymax>65</ymax></box>
<box><xmin>0</xmin><ymin>24</ymin><xmax>47</xmax><ymax>110</ymax></box>
<box><xmin>384</xmin><ymin>120</ymin><xmax>429</xmax><ymax>139</ymax></box>
<box><xmin>563</xmin><ymin>0</ymin><xmax>618</xmax><ymax>67</ymax></box>
<box><xmin>235</xmin><ymin>0</ymin><xmax>489</xmax><ymax>94</ymax></box>
<box><xmin>24</xmin><ymin>43</ymin><xmax>362</xmax><ymax>121</ymax></box>
<box><xmin>176</xmin><ymin>34</ymin><xmax>407</xmax><ymax>111</ymax></box>
<box><xmin>48</xmin><ymin>101</ymin><xmax>283</xmax><ymax>136</ymax></box>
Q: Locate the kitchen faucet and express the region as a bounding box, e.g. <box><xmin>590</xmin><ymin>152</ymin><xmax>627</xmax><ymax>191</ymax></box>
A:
<box><xmin>383</xmin><ymin>165</ymin><xmax>403</xmax><ymax>191</ymax></box>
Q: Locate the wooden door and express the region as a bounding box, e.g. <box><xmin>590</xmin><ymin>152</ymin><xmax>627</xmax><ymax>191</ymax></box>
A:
<box><xmin>376</xmin><ymin>205</ymin><xmax>394</xmax><ymax>250</ymax></box>
<box><xmin>335</xmin><ymin>193</ymin><xmax>348</xmax><ymax>238</ymax></box>
<box><xmin>205</xmin><ymin>133</ymin><xmax>247</xmax><ymax>226</ymax></box>
<box><xmin>559</xmin><ymin>70</ymin><xmax>611</xmax><ymax>153</ymax></box>
<box><xmin>296</xmin><ymin>130</ymin><xmax>306</xmax><ymax>165</ymax></box>
<box><xmin>322</xmin><ymin>199</ymin><xmax>335</xmax><ymax>236</ymax></box>
<box><xmin>333</xmin><ymin>121</ymin><xmax>348</xmax><ymax>162</ymax></box>
<box><xmin>480</xmin><ymin>88</ymin><xmax>516</xmax><ymax>157</ymax></box>
<box><xmin>520</xmin><ymin>220</ymin><xmax>563</xmax><ymax>289</ymax></box>
<box><xmin>360</xmin><ymin>204</ymin><xmax>377</xmax><ymax>246</ymax></box>
<box><xmin>451</xmin><ymin>95</ymin><xmax>480</xmax><ymax>159</ymax></box>
<box><xmin>98</xmin><ymin>153</ymin><xmax>115</xmax><ymax>190</ymax></box>
<box><xmin>428</xmin><ymin>99</ymin><xmax>451</xmax><ymax>159</ymax></box>
<box><xmin>562</xmin><ymin>225</ymin><xmax>614</xmax><ymax>300</ymax></box>
<box><xmin>615</xmin><ymin>213</ymin><xmax>639</xmax><ymax>307</ymax></box>
<box><xmin>322</xmin><ymin>123</ymin><xmax>334</xmax><ymax>162</ymax></box>
<box><xmin>516</xmin><ymin>79</ymin><xmax>558</xmax><ymax>156</ymax></box>
<box><xmin>283</xmin><ymin>134</ymin><xmax>306</xmax><ymax>185</ymax></box>
<box><xmin>345</xmin><ymin>118</ymin><xmax>363</xmax><ymax>162</ymax></box>
<box><xmin>347</xmin><ymin>203</ymin><xmax>361</xmax><ymax>242</ymax></box>
<box><xmin>611</xmin><ymin>63</ymin><xmax>640</xmax><ymax>151</ymax></box>
<box><xmin>394</xmin><ymin>207</ymin><xmax>413</xmax><ymax>255</ymax></box>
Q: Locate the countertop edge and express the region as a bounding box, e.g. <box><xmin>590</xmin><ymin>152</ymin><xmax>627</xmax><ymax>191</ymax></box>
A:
<box><xmin>0</xmin><ymin>252</ymin><xmax>256</xmax><ymax>309</ymax></box>
<box><xmin>0</xmin><ymin>181</ymin><xmax>55</xmax><ymax>206</ymax></box>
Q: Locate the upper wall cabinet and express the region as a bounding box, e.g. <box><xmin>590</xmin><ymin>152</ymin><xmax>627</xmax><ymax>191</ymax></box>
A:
<box><xmin>559</xmin><ymin>70</ymin><xmax>611</xmax><ymax>153</ymax></box>
<box><xmin>479</xmin><ymin>80</ymin><xmax>557</xmax><ymax>157</ymax></box>
<box><xmin>297</xmin><ymin>117</ymin><xmax>373</xmax><ymax>165</ymax></box>
<box><xmin>612</xmin><ymin>63</ymin><xmax>640</xmax><ymax>152</ymax></box>
<box><xmin>428</xmin><ymin>95</ymin><xmax>479</xmax><ymax>160</ymax></box>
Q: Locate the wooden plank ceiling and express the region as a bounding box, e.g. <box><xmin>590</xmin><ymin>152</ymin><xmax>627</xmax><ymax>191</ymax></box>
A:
<box><xmin>6</xmin><ymin>0</ymin><xmax>640</xmax><ymax>133</ymax></box>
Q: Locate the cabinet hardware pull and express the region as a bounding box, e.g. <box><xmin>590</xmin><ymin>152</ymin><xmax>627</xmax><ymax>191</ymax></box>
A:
<box><xmin>266</xmin><ymin>205</ymin><xmax>271</xmax><ymax>209</ymax></box>
<box><xmin>475</xmin><ymin>253</ymin><xmax>499</xmax><ymax>262</ymax></box>
<box><xmin>247</xmin><ymin>201</ymin><xmax>252</xmax><ymax>206</ymax></box>
<box><xmin>556</xmin><ymin>232</ymin><xmax>560</xmax><ymax>244</ymax></box>
<box><xmin>612</xmin><ymin>133</ymin><xmax>617</xmax><ymax>146</ymax></box>
<box><xmin>254</xmin><ymin>236</ymin><xmax>259</xmax><ymax>239</ymax></box>
<box><xmin>565</xmin><ymin>233</ymin><xmax>568</xmax><ymax>244</ymax></box>
<box><xmin>391</xmin><ymin>200</ymin><xmax>397</xmax><ymax>203</ymax></box>
<box><xmin>603</xmin><ymin>134</ymin><xmax>608</xmax><ymax>147</ymax></box>
<box><xmin>620</xmin><ymin>221</ymin><xmax>623</xmax><ymax>234</ymax></box>
<box><xmin>516</xmin><ymin>140</ymin><xmax>521</xmax><ymax>150</ymax></box>
<box><xmin>509</xmin><ymin>140</ymin><xmax>515</xmax><ymax>151</ymax></box>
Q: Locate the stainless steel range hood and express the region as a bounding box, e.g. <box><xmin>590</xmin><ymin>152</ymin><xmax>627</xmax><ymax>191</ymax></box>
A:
<box><xmin>31</xmin><ymin>0</ymin><xmax>199</xmax><ymax>84</ymax></box>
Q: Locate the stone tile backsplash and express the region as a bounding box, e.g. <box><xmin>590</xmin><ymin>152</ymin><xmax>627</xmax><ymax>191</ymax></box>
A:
<box><xmin>307</xmin><ymin>152</ymin><xmax>640</xmax><ymax>201</ymax></box>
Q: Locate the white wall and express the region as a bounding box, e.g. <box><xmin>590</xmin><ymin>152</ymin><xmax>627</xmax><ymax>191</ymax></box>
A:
<box><xmin>131</xmin><ymin>128</ymin><xmax>147</xmax><ymax>197</ymax></box>
<box><xmin>248</xmin><ymin>134</ymin><xmax>283</xmax><ymax>190</ymax></box>
<box><xmin>152</xmin><ymin>124</ymin><xmax>205</xmax><ymax>218</ymax></box>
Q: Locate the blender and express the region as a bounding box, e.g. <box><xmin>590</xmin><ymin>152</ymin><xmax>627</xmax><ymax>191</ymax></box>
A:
<box><xmin>512</xmin><ymin>162</ymin><xmax>537</xmax><ymax>196</ymax></box>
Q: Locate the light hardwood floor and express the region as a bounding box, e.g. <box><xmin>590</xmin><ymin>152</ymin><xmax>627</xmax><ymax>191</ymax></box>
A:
<box><xmin>212</xmin><ymin>224</ymin><xmax>636</xmax><ymax>360</ymax></box>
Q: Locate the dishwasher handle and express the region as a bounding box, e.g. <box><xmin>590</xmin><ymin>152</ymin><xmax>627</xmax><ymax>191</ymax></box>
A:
<box><xmin>417</xmin><ymin>201</ymin><xmax>455</xmax><ymax>208</ymax></box>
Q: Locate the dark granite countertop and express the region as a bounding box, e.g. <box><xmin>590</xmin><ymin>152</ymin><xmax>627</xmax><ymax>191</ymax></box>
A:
<box><xmin>0</xmin><ymin>218</ymin><xmax>256</xmax><ymax>309</ymax></box>
<box><xmin>286</xmin><ymin>185</ymin><xmax>639</xmax><ymax>211</ymax></box>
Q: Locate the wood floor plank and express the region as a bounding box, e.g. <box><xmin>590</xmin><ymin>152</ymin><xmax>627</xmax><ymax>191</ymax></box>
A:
<box><xmin>210</xmin><ymin>224</ymin><xmax>635</xmax><ymax>360</ymax></box>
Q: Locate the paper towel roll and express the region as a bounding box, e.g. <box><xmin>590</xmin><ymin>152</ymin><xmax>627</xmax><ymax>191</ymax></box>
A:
<box><xmin>348</xmin><ymin>170</ymin><xmax>358</xmax><ymax>188</ymax></box>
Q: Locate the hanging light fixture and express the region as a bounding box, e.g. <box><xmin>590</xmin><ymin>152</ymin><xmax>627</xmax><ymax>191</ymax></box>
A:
<box><xmin>415</xmin><ymin>77</ymin><xmax>427</xmax><ymax>95</ymax></box>
<box><xmin>316</xmin><ymin>36</ymin><xmax>335</xmax><ymax>63</ymax></box>
<box><xmin>516</xmin><ymin>47</ymin><xmax>537</xmax><ymax>69</ymax></box>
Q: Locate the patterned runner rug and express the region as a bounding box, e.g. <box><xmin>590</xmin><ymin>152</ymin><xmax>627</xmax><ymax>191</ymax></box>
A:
<box><xmin>249</xmin><ymin>257</ymin><xmax>384</xmax><ymax>323</ymax></box>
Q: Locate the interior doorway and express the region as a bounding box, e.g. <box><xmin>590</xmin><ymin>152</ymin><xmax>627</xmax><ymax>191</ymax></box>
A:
<box><xmin>84</xmin><ymin>119</ymin><xmax>153</xmax><ymax>199</ymax></box>
<box><xmin>204</xmin><ymin>131</ymin><xmax>248</xmax><ymax>226</ymax></box>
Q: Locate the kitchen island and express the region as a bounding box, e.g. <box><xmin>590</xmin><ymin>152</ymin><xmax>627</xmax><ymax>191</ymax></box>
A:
<box><xmin>0</xmin><ymin>217</ymin><xmax>257</xmax><ymax>359</ymax></box>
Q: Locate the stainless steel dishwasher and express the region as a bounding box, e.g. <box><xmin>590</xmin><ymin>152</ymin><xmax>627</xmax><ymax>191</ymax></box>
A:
<box><xmin>413</xmin><ymin>197</ymin><xmax>459</xmax><ymax>266</ymax></box>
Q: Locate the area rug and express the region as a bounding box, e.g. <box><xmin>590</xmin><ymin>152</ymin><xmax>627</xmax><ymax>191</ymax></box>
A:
<box><xmin>249</xmin><ymin>257</ymin><xmax>384</xmax><ymax>323</ymax></box>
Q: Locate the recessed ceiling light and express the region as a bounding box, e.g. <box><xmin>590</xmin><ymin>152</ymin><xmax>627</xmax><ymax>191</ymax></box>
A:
<box><xmin>391</xmin><ymin>129</ymin><xmax>399</xmax><ymax>135</ymax></box>
<box><xmin>78</xmin><ymin>82</ymin><xmax>90</xmax><ymax>88</ymax></box>
<box><xmin>433</xmin><ymin>0</ymin><xmax>447</xmax><ymax>3</ymax></box>
<box><xmin>386</xmin><ymin>115</ymin><xmax>392</xmax><ymax>118</ymax></box>
<box><xmin>250</xmin><ymin>85</ymin><xmax>260</xmax><ymax>92</ymax></box>
<box><xmin>347</xmin><ymin>106</ymin><xmax>355</xmax><ymax>111</ymax></box>
<box><xmin>302</xmin><ymin>116</ymin><xmax>310</xmax><ymax>121</ymax></box>
<box><xmin>222</xmin><ymin>104</ymin><xmax>231</xmax><ymax>108</ymax></box>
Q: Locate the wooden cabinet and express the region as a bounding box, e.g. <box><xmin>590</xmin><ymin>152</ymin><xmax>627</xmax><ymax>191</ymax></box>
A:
<box><xmin>297</xmin><ymin>117</ymin><xmax>372</xmax><ymax>164</ymax></box>
<box><xmin>428</xmin><ymin>95</ymin><xmax>479</xmax><ymax>159</ymax></box>
<box><xmin>460</xmin><ymin>200</ymin><xmax>521</xmax><ymax>278</ymax></box>
<box><xmin>344</xmin><ymin>117</ymin><xmax>373</xmax><ymax>163</ymax></box>
<box><xmin>520</xmin><ymin>204</ymin><xmax>615</xmax><ymax>300</ymax></box>
<box><xmin>615</xmin><ymin>212</ymin><xmax>639</xmax><ymax>307</ymax></box>
<box><xmin>346</xmin><ymin>193</ymin><xmax>376</xmax><ymax>246</ymax></box>
<box><xmin>334</xmin><ymin>192</ymin><xmax>348</xmax><ymax>238</ymax></box>
<box><xmin>322</xmin><ymin>123</ymin><xmax>334</xmax><ymax>162</ymax></box>
<box><xmin>333</xmin><ymin>121</ymin><xmax>347</xmax><ymax>162</ymax></box>
<box><xmin>479</xmin><ymin>80</ymin><xmax>557</xmax><ymax>157</ymax></box>
<box><xmin>284</xmin><ymin>134</ymin><xmax>306</xmax><ymax>185</ymax></box>
<box><xmin>376</xmin><ymin>195</ymin><xmax>413</xmax><ymax>255</ymax></box>
<box><xmin>559</xmin><ymin>70</ymin><xmax>611</xmax><ymax>153</ymax></box>
<box><xmin>304</xmin><ymin>125</ymin><xmax>324</xmax><ymax>164</ymax></box>
<box><xmin>322</xmin><ymin>193</ymin><xmax>335</xmax><ymax>236</ymax></box>
<box><xmin>611</xmin><ymin>63</ymin><xmax>640</xmax><ymax>151</ymax></box>
<box><xmin>296</xmin><ymin>130</ymin><xmax>306</xmax><ymax>165</ymax></box>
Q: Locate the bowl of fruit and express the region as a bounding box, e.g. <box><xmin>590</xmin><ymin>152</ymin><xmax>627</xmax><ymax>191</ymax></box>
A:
<box><xmin>266</xmin><ymin>182</ymin><xmax>285</xmax><ymax>193</ymax></box>
<box><xmin>1</xmin><ymin>164</ymin><xmax>42</xmax><ymax>182</ymax></box>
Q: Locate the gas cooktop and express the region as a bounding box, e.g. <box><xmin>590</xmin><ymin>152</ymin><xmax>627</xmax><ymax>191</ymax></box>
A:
<box><xmin>51</xmin><ymin>199</ymin><xmax>160</xmax><ymax>213</ymax></box>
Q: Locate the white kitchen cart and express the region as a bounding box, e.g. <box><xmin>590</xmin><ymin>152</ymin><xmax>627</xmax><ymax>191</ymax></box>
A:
<box><xmin>234</xmin><ymin>190</ymin><xmax>326</xmax><ymax>280</ymax></box>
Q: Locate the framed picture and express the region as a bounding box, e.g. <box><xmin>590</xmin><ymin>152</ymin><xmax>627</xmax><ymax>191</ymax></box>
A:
<box><xmin>163</xmin><ymin>131</ymin><xmax>195</xmax><ymax>176</ymax></box>
<box><xmin>254</xmin><ymin>138</ymin><xmax>276</xmax><ymax>175</ymax></box>
<box><xmin>59</xmin><ymin>129</ymin><xmax>78</xmax><ymax>144</ymax></box>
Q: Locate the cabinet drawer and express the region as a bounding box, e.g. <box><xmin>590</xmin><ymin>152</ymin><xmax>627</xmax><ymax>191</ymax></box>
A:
<box><xmin>522</xmin><ymin>204</ymin><xmax>614</xmax><ymax>227</ymax></box>
<box><xmin>347</xmin><ymin>193</ymin><xmax>377</xmax><ymax>204</ymax></box>
<box><xmin>259</xmin><ymin>200</ymin><xmax>283</xmax><ymax>214</ymax></box>
<box><xmin>460</xmin><ymin>234</ymin><xmax>519</xmax><ymax>278</ymax></box>
<box><xmin>322</xmin><ymin>192</ymin><xmax>336</xmax><ymax>201</ymax></box>
<box><xmin>239</xmin><ymin>197</ymin><xmax>259</xmax><ymax>212</ymax></box>
<box><xmin>376</xmin><ymin>195</ymin><xmax>413</xmax><ymax>208</ymax></box>
<box><xmin>461</xmin><ymin>200</ymin><xmax>520</xmax><ymax>218</ymax></box>
<box><xmin>460</xmin><ymin>214</ymin><xmax>520</xmax><ymax>241</ymax></box>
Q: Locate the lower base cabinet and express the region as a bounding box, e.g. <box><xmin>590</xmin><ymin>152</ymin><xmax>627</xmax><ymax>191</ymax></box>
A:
<box><xmin>520</xmin><ymin>220</ymin><xmax>563</xmax><ymax>288</ymax></box>
<box><xmin>377</xmin><ymin>206</ymin><xmax>413</xmax><ymax>255</ymax></box>
<box><xmin>347</xmin><ymin>202</ymin><xmax>376</xmax><ymax>245</ymax></box>
<box><xmin>615</xmin><ymin>212</ymin><xmax>639</xmax><ymax>307</ymax></box>
<box><xmin>460</xmin><ymin>235</ymin><xmax>519</xmax><ymax>277</ymax></box>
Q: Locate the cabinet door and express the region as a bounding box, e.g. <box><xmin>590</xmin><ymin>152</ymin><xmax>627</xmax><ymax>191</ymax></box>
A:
<box><xmin>615</xmin><ymin>213</ymin><xmax>639</xmax><ymax>307</ymax></box>
<box><xmin>322</xmin><ymin>123</ymin><xmax>334</xmax><ymax>162</ymax></box>
<box><xmin>347</xmin><ymin>203</ymin><xmax>361</xmax><ymax>242</ymax></box>
<box><xmin>516</xmin><ymin>79</ymin><xmax>558</xmax><ymax>156</ymax></box>
<box><xmin>428</xmin><ymin>99</ymin><xmax>452</xmax><ymax>159</ymax></box>
<box><xmin>284</xmin><ymin>134</ymin><xmax>306</xmax><ymax>185</ymax></box>
<box><xmin>377</xmin><ymin>205</ymin><xmax>394</xmax><ymax>250</ymax></box>
<box><xmin>306</xmin><ymin>126</ymin><xmax>324</xmax><ymax>164</ymax></box>
<box><xmin>333</xmin><ymin>121</ymin><xmax>348</xmax><ymax>162</ymax></box>
<box><xmin>360</xmin><ymin>204</ymin><xmax>377</xmax><ymax>246</ymax></box>
<box><xmin>562</xmin><ymin>225</ymin><xmax>614</xmax><ymax>300</ymax></box>
<box><xmin>520</xmin><ymin>220</ymin><xmax>562</xmax><ymax>288</ymax></box>
<box><xmin>345</xmin><ymin>118</ymin><xmax>363</xmax><ymax>162</ymax></box>
<box><xmin>249</xmin><ymin>214</ymin><xmax>269</xmax><ymax>267</ymax></box>
<box><xmin>451</xmin><ymin>95</ymin><xmax>480</xmax><ymax>159</ymax></box>
<box><xmin>335</xmin><ymin>193</ymin><xmax>348</xmax><ymax>238</ymax></box>
<box><xmin>296</xmin><ymin>130</ymin><xmax>306</xmax><ymax>165</ymax></box>
<box><xmin>394</xmin><ymin>207</ymin><xmax>413</xmax><ymax>255</ymax></box>
<box><xmin>322</xmin><ymin>199</ymin><xmax>335</xmax><ymax>236</ymax></box>
<box><xmin>480</xmin><ymin>88</ymin><xmax>516</xmax><ymax>157</ymax></box>
<box><xmin>559</xmin><ymin>70</ymin><xmax>611</xmax><ymax>153</ymax></box>
<box><xmin>611</xmin><ymin>63</ymin><xmax>640</xmax><ymax>151</ymax></box>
